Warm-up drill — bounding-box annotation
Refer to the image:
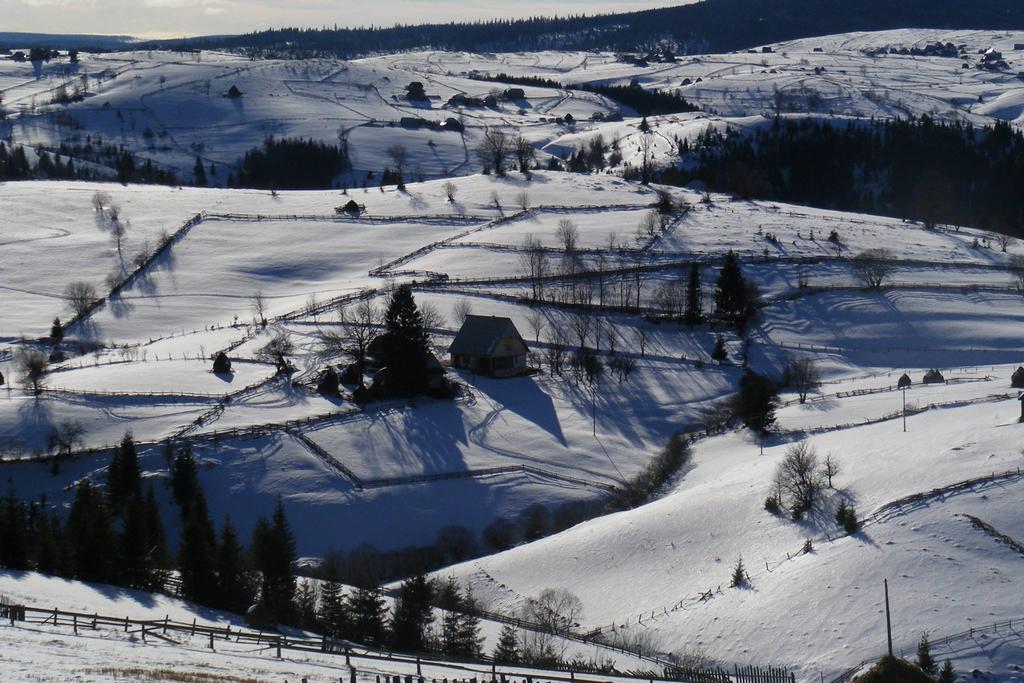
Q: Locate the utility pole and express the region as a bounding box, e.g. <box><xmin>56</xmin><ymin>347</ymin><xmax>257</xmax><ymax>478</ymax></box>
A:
<box><xmin>884</xmin><ymin>579</ymin><xmax>894</xmax><ymax>658</ymax></box>
<box><xmin>901</xmin><ymin>388</ymin><xmax>907</xmax><ymax>432</ymax></box>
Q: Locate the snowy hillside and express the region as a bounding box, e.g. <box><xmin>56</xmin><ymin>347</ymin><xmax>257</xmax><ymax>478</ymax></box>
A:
<box><xmin>3</xmin><ymin>26</ymin><xmax>1024</xmax><ymax>682</ymax></box>
<box><xmin>4</xmin><ymin>29</ymin><xmax>1024</xmax><ymax>185</ymax></box>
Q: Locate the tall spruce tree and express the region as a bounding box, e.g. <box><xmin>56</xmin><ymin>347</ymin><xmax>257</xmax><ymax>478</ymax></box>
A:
<box><xmin>714</xmin><ymin>250</ymin><xmax>748</xmax><ymax>327</ymax></box>
<box><xmin>0</xmin><ymin>485</ymin><xmax>29</xmax><ymax>570</ymax></box>
<box><xmin>170</xmin><ymin>445</ymin><xmax>200</xmax><ymax>512</ymax></box>
<box><xmin>66</xmin><ymin>480</ymin><xmax>114</xmax><ymax>582</ymax></box>
<box><xmin>493</xmin><ymin>624</ymin><xmax>521</xmax><ymax>663</ymax></box>
<box><xmin>117</xmin><ymin>496</ymin><xmax>150</xmax><ymax>588</ymax></box>
<box><xmin>382</xmin><ymin>283</ymin><xmax>431</xmax><ymax>393</ymax></box>
<box><xmin>141</xmin><ymin>485</ymin><xmax>169</xmax><ymax>591</ymax></box>
<box><xmin>193</xmin><ymin>157</ymin><xmax>207</xmax><ymax>186</ymax></box>
<box><xmin>389</xmin><ymin>573</ymin><xmax>435</xmax><ymax>653</ymax></box>
<box><xmin>251</xmin><ymin>499</ymin><xmax>297</xmax><ymax>625</ymax></box>
<box><xmin>107</xmin><ymin>431</ymin><xmax>141</xmax><ymax>510</ymax></box>
<box><xmin>319</xmin><ymin>554</ymin><xmax>348</xmax><ymax>638</ymax></box>
<box><xmin>178</xmin><ymin>489</ymin><xmax>217</xmax><ymax>605</ymax></box>
<box><xmin>916</xmin><ymin>634</ymin><xmax>937</xmax><ymax>676</ymax></box>
<box><xmin>215</xmin><ymin>517</ymin><xmax>253</xmax><ymax>614</ymax></box>
<box><xmin>437</xmin><ymin>576</ymin><xmax>482</xmax><ymax>658</ymax></box>
<box><xmin>684</xmin><ymin>263</ymin><xmax>702</xmax><ymax>326</ymax></box>
<box><xmin>348</xmin><ymin>585</ymin><xmax>388</xmax><ymax>646</ymax></box>
<box><xmin>295</xmin><ymin>580</ymin><xmax>321</xmax><ymax>631</ymax></box>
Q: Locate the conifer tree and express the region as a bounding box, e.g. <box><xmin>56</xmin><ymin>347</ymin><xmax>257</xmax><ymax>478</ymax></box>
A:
<box><xmin>348</xmin><ymin>585</ymin><xmax>388</xmax><ymax>646</ymax></box>
<box><xmin>50</xmin><ymin>317</ymin><xmax>64</xmax><ymax>343</ymax></box>
<box><xmin>251</xmin><ymin>499</ymin><xmax>297</xmax><ymax>625</ymax></box>
<box><xmin>916</xmin><ymin>633</ymin><xmax>936</xmax><ymax>676</ymax></box>
<box><xmin>178</xmin><ymin>490</ymin><xmax>217</xmax><ymax>605</ymax></box>
<box><xmin>730</xmin><ymin>556</ymin><xmax>749</xmax><ymax>588</ymax></box>
<box><xmin>711</xmin><ymin>335</ymin><xmax>727</xmax><ymax>363</ymax></box>
<box><xmin>117</xmin><ymin>496</ymin><xmax>150</xmax><ymax>588</ymax></box>
<box><xmin>319</xmin><ymin>554</ymin><xmax>348</xmax><ymax>638</ymax></box>
<box><xmin>193</xmin><ymin>157</ymin><xmax>207</xmax><ymax>186</ymax></box>
<box><xmin>295</xmin><ymin>580</ymin><xmax>321</xmax><ymax>630</ymax></box>
<box><xmin>215</xmin><ymin>517</ymin><xmax>253</xmax><ymax>614</ymax></box>
<box><xmin>938</xmin><ymin>660</ymin><xmax>955</xmax><ymax>683</ymax></box>
<box><xmin>684</xmin><ymin>263</ymin><xmax>702</xmax><ymax>326</ymax></box>
<box><xmin>382</xmin><ymin>283</ymin><xmax>430</xmax><ymax>393</ymax></box>
<box><xmin>714</xmin><ymin>250</ymin><xmax>748</xmax><ymax>327</ymax></box>
<box><xmin>107</xmin><ymin>431</ymin><xmax>141</xmax><ymax>510</ymax></box>
<box><xmin>0</xmin><ymin>485</ymin><xmax>29</xmax><ymax>570</ymax></box>
<box><xmin>66</xmin><ymin>480</ymin><xmax>114</xmax><ymax>582</ymax></box>
<box><xmin>437</xmin><ymin>576</ymin><xmax>482</xmax><ymax>658</ymax></box>
<box><xmin>390</xmin><ymin>573</ymin><xmax>435</xmax><ymax>652</ymax></box>
<box><xmin>493</xmin><ymin>624</ymin><xmax>521</xmax><ymax>663</ymax></box>
<box><xmin>141</xmin><ymin>485</ymin><xmax>169</xmax><ymax>591</ymax></box>
<box><xmin>170</xmin><ymin>445</ymin><xmax>200</xmax><ymax>512</ymax></box>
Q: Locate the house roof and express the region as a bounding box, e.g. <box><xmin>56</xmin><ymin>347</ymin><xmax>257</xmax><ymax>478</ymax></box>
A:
<box><xmin>448</xmin><ymin>315</ymin><xmax>527</xmax><ymax>356</ymax></box>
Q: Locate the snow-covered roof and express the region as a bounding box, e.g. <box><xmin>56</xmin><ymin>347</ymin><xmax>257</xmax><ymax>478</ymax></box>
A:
<box><xmin>447</xmin><ymin>315</ymin><xmax>526</xmax><ymax>356</ymax></box>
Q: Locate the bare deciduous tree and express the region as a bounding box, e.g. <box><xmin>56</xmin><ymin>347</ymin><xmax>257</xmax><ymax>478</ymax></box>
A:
<box><xmin>545</xmin><ymin>327</ymin><xmax>569</xmax><ymax>375</ymax></box>
<box><xmin>519</xmin><ymin>234</ymin><xmax>548</xmax><ymax>301</ymax></box>
<box><xmin>387</xmin><ymin>143</ymin><xmax>409</xmax><ymax>184</ymax></box>
<box><xmin>823</xmin><ymin>453</ymin><xmax>841</xmax><ymax>489</ymax></box>
<box><xmin>639</xmin><ymin>210</ymin><xmax>660</xmax><ymax>238</ymax></box>
<box><xmin>91</xmin><ymin>191</ymin><xmax>111</xmax><ymax>214</ymax></box>
<box><xmin>523</xmin><ymin>588</ymin><xmax>583</xmax><ymax>635</ymax></box>
<box><xmin>773</xmin><ymin>440</ymin><xmax>825</xmax><ymax>515</ymax></box>
<box><xmin>477</xmin><ymin>128</ymin><xmax>511</xmax><ymax>175</ymax></box>
<box><xmin>526</xmin><ymin>308</ymin><xmax>546</xmax><ymax>343</ymax></box>
<box><xmin>515</xmin><ymin>191</ymin><xmax>531</xmax><ymax>212</ymax></box>
<box><xmin>110</xmin><ymin>219</ymin><xmax>128</xmax><ymax>267</ymax></box>
<box><xmin>1010</xmin><ymin>254</ymin><xmax>1024</xmax><ymax>291</ymax></box>
<box><xmin>444</xmin><ymin>181</ymin><xmax>458</xmax><ymax>203</ymax></box>
<box><xmin>452</xmin><ymin>298</ymin><xmax>474</xmax><ymax>326</ymax></box>
<box><xmin>64</xmin><ymin>281</ymin><xmax>98</xmax><ymax>318</ymax></box>
<box><xmin>785</xmin><ymin>357</ymin><xmax>823</xmax><ymax>404</ymax></box>
<box><xmin>257</xmin><ymin>332</ymin><xmax>294</xmax><ymax>370</ymax></box>
<box><xmin>48</xmin><ymin>420</ymin><xmax>87</xmax><ymax>456</ymax></box>
<box><xmin>320</xmin><ymin>299</ymin><xmax>380</xmax><ymax>381</ymax></box>
<box><xmin>251</xmin><ymin>291</ymin><xmax>268</xmax><ymax>326</ymax></box>
<box><xmin>14</xmin><ymin>347</ymin><xmax>49</xmax><ymax>395</ymax></box>
<box><xmin>994</xmin><ymin>233</ymin><xmax>1017</xmax><ymax>253</ymax></box>
<box><xmin>513</xmin><ymin>134</ymin><xmax>535</xmax><ymax>173</ymax></box>
<box><xmin>852</xmin><ymin>249</ymin><xmax>896</xmax><ymax>290</ymax></box>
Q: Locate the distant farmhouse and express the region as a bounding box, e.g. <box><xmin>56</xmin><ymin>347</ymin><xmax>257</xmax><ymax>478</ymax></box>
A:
<box><xmin>448</xmin><ymin>315</ymin><xmax>529</xmax><ymax>377</ymax></box>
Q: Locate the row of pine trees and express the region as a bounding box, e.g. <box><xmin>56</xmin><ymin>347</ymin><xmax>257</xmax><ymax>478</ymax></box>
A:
<box><xmin>0</xmin><ymin>431</ymin><xmax>533</xmax><ymax>662</ymax></box>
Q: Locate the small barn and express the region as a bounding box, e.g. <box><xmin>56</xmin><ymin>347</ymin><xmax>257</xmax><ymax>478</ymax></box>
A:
<box><xmin>448</xmin><ymin>315</ymin><xmax>529</xmax><ymax>378</ymax></box>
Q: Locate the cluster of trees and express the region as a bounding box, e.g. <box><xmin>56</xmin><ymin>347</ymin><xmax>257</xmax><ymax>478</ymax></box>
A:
<box><xmin>765</xmin><ymin>441</ymin><xmax>847</xmax><ymax>526</ymax></box>
<box><xmin>0</xmin><ymin>433</ymin><xmax>301</xmax><ymax>627</ymax></box>
<box><xmin>229</xmin><ymin>136</ymin><xmax>351</xmax><ymax>190</ymax></box>
<box><xmin>0</xmin><ymin>143</ymin><xmax>80</xmax><ymax>182</ymax></box>
<box><xmin>474</xmin><ymin>74</ymin><xmax>699</xmax><ymax>117</ymax></box>
<box><xmin>161</xmin><ymin>1</ymin><xmax>1024</xmax><ymax>61</ymax></box>
<box><xmin>301</xmin><ymin>571</ymin><xmax>485</xmax><ymax>657</ymax></box>
<box><xmin>669</xmin><ymin>116</ymin><xmax>1024</xmax><ymax>235</ymax></box>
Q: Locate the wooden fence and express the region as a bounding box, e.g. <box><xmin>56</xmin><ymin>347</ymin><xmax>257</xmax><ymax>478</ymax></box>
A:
<box><xmin>0</xmin><ymin>604</ymin><xmax>793</xmax><ymax>683</ymax></box>
<box><xmin>830</xmin><ymin>616</ymin><xmax>1024</xmax><ymax>683</ymax></box>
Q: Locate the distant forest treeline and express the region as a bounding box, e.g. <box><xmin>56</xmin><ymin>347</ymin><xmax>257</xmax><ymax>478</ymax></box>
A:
<box><xmin>668</xmin><ymin>116</ymin><xmax>1024</xmax><ymax>233</ymax></box>
<box><xmin>475</xmin><ymin>73</ymin><xmax>700</xmax><ymax>116</ymax></box>
<box><xmin>147</xmin><ymin>0</ymin><xmax>1024</xmax><ymax>58</ymax></box>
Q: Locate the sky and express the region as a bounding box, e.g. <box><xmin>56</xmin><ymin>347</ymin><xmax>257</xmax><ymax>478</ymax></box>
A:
<box><xmin>5</xmin><ymin>0</ymin><xmax>691</xmax><ymax>39</ymax></box>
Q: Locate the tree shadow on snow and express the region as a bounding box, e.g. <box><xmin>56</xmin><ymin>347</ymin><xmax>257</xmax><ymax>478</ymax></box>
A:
<box><xmin>471</xmin><ymin>374</ymin><xmax>566</xmax><ymax>447</ymax></box>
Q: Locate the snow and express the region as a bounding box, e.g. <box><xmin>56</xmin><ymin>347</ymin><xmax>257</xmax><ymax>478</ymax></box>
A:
<box><xmin>4</xmin><ymin>28</ymin><xmax>1024</xmax><ymax>680</ymax></box>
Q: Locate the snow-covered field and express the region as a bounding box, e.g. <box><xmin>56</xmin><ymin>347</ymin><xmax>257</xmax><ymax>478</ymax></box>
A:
<box><xmin>3</xmin><ymin>27</ymin><xmax>1024</xmax><ymax>681</ymax></box>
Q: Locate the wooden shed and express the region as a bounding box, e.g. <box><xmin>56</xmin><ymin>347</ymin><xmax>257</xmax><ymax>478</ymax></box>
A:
<box><xmin>448</xmin><ymin>315</ymin><xmax>529</xmax><ymax>378</ymax></box>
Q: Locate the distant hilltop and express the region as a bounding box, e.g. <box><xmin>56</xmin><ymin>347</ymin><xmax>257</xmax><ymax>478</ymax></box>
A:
<box><xmin>147</xmin><ymin>0</ymin><xmax>1024</xmax><ymax>58</ymax></box>
<box><xmin>0</xmin><ymin>32</ymin><xmax>136</xmax><ymax>50</ymax></box>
